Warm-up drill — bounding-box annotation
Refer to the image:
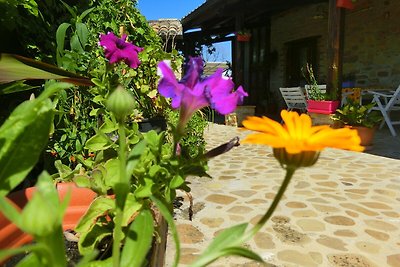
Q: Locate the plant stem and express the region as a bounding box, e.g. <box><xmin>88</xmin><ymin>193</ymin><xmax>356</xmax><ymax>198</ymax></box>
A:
<box><xmin>241</xmin><ymin>167</ymin><xmax>296</xmax><ymax>242</ymax></box>
<box><xmin>42</xmin><ymin>226</ymin><xmax>68</xmax><ymax>267</ymax></box>
<box><xmin>112</xmin><ymin>123</ymin><xmax>129</xmax><ymax>267</ymax></box>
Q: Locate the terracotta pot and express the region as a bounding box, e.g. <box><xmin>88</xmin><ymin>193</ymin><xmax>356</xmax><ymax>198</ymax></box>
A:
<box><xmin>337</xmin><ymin>0</ymin><xmax>355</xmax><ymax>9</ymax></box>
<box><xmin>350</xmin><ymin>125</ymin><xmax>377</xmax><ymax>148</ymax></box>
<box><xmin>236</xmin><ymin>34</ymin><xmax>251</xmax><ymax>42</ymax></box>
<box><xmin>307</xmin><ymin>100</ymin><xmax>340</xmax><ymax>114</ymax></box>
<box><xmin>0</xmin><ymin>182</ymin><xmax>97</xmax><ymax>250</ymax></box>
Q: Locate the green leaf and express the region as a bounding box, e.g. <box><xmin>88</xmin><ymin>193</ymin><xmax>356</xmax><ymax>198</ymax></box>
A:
<box><xmin>150</xmin><ymin>196</ymin><xmax>180</xmax><ymax>267</ymax></box>
<box><xmin>54</xmin><ymin>160</ymin><xmax>76</xmax><ymax>181</ymax></box>
<box><xmin>0</xmin><ymin>53</ymin><xmax>93</xmax><ymax>86</ymax></box>
<box><xmin>190</xmin><ymin>223</ymin><xmax>249</xmax><ymax>267</ymax></box>
<box><xmin>121</xmin><ymin>209</ymin><xmax>154</xmax><ymax>267</ymax></box>
<box><xmin>0</xmin><ymin>81</ymin><xmax>36</xmax><ymax>94</ymax></box>
<box><xmin>85</xmin><ymin>132</ymin><xmax>112</xmax><ymax>151</ymax></box>
<box><xmin>121</xmin><ymin>193</ymin><xmax>142</xmax><ymax>227</ymax></box>
<box><xmin>92</xmin><ymin>95</ymin><xmax>105</xmax><ymax>104</ymax></box>
<box><xmin>140</xmin><ymin>84</ymin><xmax>150</xmax><ymax>93</ymax></box>
<box><xmin>70</xmin><ymin>34</ymin><xmax>84</xmax><ymax>52</ymax></box>
<box><xmin>78</xmin><ymin>7</ymin><xmax>95</xmax><ymax>21</ymax></box>
<box><xmin>0</xmin><ymin>196</ymin><xmax>23</xmax><ymax>229</ymax></box>
<box><xmin>74</xmin><ymin>175</ymin><xmax>91</xmax><ymax>188</ymax></box>
<box><xmin>170</xmin><ymin>175</ymin><xmax>185</xmax><ymax>189</ymax></box>
<box><xmin>219</xmin><ymin>247</ymin><xmax>264</xmax><ymax>262</ymax></box>
<box><xmin>0</xmin><ymin>95</ymin><xmax>53</xmax><ymax>195</ymax></box>
<box><xmin>134</xmin><ymin>178</ymin><xmax>155</xmax><ymax>198</ymax></box>
<box><xmin>56</xmin><ymin>22</ymin><xmax>71</xmax><ymax>56</ymax></box>
<box><xmin>60</xmin><ymin>0</ymin><xmax>76</xmax><ymax>18</ymax></box>
<box><xmin>15</xmin><ymin>252</ymin><xmax>41</xmax><ymax>267</ymax></box>
<box><xmin>91</xmin><ymin>78</ymin><xmax>104</xmax><ymax>88</ymax></box>
<box><xmin>89</xmin><ymin>108</ymin><xmax>99</xmax><ymax>116</ymax></box>
<box><xmin>0</xmin><ymin>244</ymin><xmax>40</xmax><ymax>264</ymax></box>
<box><xmin>75</xmin><ymin>197</ymin><xmax>114</xmax><ymax>233</ymax></box>
<box><xmin>104</xmin><ymin>158</ymin><xmax>120</xmax><ymax>188</ymax></box>
<box><xmin>126</xmin><ymin>140</ymin><xmax>147</xmax><ymax>176</ymax></box>
<box><xmin>99</xmin><ymin>118</ymin><xmax>118</xmax><ymax>133</ymax></box>
<box><xmin>77</xmin><ymin>257</ymin><xmax>112</xmax><ymax>267</ymax></box>
<box><xmin>78</xmin><ymin>222</ymin><xmax>113</xmax><ymax>255</ymax></box>
<box><xmin>76</xmin><ymin>22</ymin><xmax>89</xmax><ymax>47</ymax></box>
<box><xmin>21</xmin><ymin>174</ymin><xmax>61</xmax><ymax>236</ymax></box>
<box><xmin>75</xmin><ymin>250</ymin><xmax>99</xmax><ymax>267</ymax></box>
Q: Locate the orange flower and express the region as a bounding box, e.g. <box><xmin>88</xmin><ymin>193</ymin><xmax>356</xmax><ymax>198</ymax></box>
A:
<box><xmin>242</xmin><ymin>110</ymin><xmax>363</xmax><ymax>168</ymax></box>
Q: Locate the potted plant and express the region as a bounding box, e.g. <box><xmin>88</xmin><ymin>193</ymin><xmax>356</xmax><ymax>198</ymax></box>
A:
<box><xmin>303</xmin><ymin>63</ymin><xmax>340</xmax><ymax>114</ymax></box>
<box><xmin>331</xmin><ymin>100</ymin><xmax>382</xmax><ymax>147</ymax></box>
<box><xmin>337</xmin><ymin>0</ymin><xmax>356</xmax><ymax>10</ymax></box>
<box><xmin>0</xmin><ymin>182</ymin><xmax>97</xmax><ymax>252</ymax></box>
<box><xmin>236</xmin><ymin>30</ymin><xmax>251</xmax><ymax>42</ymax></box>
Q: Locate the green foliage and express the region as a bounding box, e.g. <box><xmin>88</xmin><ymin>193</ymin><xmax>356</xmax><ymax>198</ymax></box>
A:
<box><xmin>331</xmin><ymin>100</ymin><xmax>382</xmax><ymax>128</ymax></box>
<box><xmin>47</xmin><ymin>0</ymin><xmax>183</xmax><ymax>169</ymax></box>
<box><xmin>166</xmin><ymin>109</ymin><xmax>208</xmax><ymax>158</ymax></box>
<box><xmin>0</xmin><ymin>82</ymin><xmax>72</xmax><ymax>195</ymax></box>
<box><xmin>302</xmin><ymin>63</ymin><xmax>337</xmax><ymax>101</ymax></box>
<box><xmin>0</xmin><ymin>1</ymin><xmax>266</xmax><ymax>266</ymax></box>
<box><xmin>0</xmin><ymin>0</ymin><xmax>90</xmax><ymax>61</ymax></box>
<box><xmin>120</xmin><ymin>209</ymin><xmax>154</xmax><ymax>267</ymax></box>
<box><xmin>68</xmin><ymin>115</ymin><xmax>208</xmax><ymax>259</ymax></box>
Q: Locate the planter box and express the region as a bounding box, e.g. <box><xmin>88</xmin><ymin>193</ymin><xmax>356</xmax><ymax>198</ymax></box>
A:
<box><xmin>307</xmin><ymin>100</ymin><xmax>340</xmax><ymax>114</ymax></box>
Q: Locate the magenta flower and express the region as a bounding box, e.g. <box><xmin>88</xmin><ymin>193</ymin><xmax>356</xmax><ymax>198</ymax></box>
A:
<box><xmin>157</xmin><ymin>57</ymin><xmax>247</xmax><ymax>129</ymax></box>
<box><xmin>99</xmin><ymin>32</ymin><xmax>143</xmax><ymax>69</ymax></box>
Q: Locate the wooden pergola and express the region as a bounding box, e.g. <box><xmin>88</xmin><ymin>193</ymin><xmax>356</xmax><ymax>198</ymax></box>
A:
<box><xmin>182</xmin><ymin>0</ymin><xmax>348</xmax><ymax>100</ymax></box>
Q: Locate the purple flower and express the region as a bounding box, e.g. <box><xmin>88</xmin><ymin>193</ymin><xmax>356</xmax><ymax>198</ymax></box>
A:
<box><xmin>157</xmin><ymin>57</ymin><xmax>247</xmax><ymax>129</ymax></box>
<box><xmin>99</xmin><ymin>32</ymin><xmax>143</xmax><ymax>69</ymax></box>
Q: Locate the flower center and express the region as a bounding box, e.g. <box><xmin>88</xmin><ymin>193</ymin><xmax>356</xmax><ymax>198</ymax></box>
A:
<box><xmin>116</xmin><ymin>39</ymin><xmax>126</xmax><ymax>49</ymax></box>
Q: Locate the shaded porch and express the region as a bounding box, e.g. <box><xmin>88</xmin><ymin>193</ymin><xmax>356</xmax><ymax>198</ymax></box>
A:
<box><xmin>181</xmin><ymin>0</ymin><xmax>400</xmax><ymax>116</ymax></box>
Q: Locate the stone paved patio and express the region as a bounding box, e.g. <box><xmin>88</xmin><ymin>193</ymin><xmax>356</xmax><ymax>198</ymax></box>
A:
<box><xmin>165</xmin><ymin>123</ymin><xmax>400</xmax><ymax>267</ymax></box>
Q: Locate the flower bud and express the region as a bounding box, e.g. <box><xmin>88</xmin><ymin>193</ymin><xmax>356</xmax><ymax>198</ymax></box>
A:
<box><xmin>106</xmin><ymin>85</ymin><xmax>135</xmax><ymax>122</ymax></box>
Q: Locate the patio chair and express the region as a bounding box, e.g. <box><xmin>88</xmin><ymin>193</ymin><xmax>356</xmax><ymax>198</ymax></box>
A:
<box><xmin>279</xmin><ymin>87</ymin><xmax>307</xmax><ymax>112</ymax></box>
<box><xmin>367</xmin><ymin>85</ymin><xmax>400</xmax><ymax>136</ymax></box>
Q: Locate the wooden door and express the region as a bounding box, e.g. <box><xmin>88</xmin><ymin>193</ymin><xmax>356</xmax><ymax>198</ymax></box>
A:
<box><xmin>285</xmin><ymin>37</ymin><xmax>318</xmax><ymax>87</ymax></box>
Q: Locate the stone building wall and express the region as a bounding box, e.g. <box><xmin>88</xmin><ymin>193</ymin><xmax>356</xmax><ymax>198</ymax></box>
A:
<box><xmin>270</xmin><ymin>3</ymin><xmax>329</xmax><ymax>94</ymax></box>
<box><xmin>345</xmin><ymin>0</ymin><xmax>400</xmax><ymax>87</ymax></box>
<box><xmin>269</xmin><ymin>0</ymin><xmax>400</xmax><ymax>106</ymax></box>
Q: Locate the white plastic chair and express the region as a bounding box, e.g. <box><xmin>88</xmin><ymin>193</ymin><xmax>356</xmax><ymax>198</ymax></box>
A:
<box><xmin>367</xmin><ymin>85</ymin><xmax>400</xmax><ymax>136</ymax></box>
<box><xmin>279</xmin><ymin>87</ymin><xmax>307</xmax><ymax>112</ymax></box>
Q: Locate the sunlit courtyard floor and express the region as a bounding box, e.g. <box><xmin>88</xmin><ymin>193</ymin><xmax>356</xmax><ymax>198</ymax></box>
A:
<box><xmin>165</xmin><ymin>123</ymin><xmax>400</xmax><ymax>267</ymax></box>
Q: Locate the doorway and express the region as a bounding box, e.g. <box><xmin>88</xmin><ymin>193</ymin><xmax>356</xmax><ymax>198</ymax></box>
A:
<box><xmin>285</xmin><ymin>37</ymin><xmax>319</xmax><ymax>87</ymax></box>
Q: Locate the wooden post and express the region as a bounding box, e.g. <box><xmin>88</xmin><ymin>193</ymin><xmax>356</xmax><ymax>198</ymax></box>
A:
<box><xmin>327</xmin><ymin>0</ymin><xmax>345</xmax><ymax>101</ymax></box>
<box><xmin>234</xmin><ymin>15</ymin><xmax>245</xmax><ymax>87</ymax></box>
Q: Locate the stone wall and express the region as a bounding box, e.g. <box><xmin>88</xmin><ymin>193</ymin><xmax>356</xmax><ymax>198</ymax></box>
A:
<box><xmin>345</xmin><ymin>0</ymin><xmax>400</xmax><ymax>87</ymax></box>
<box><xmin>269</xmin><ymin>0</ymin><xmax>400</xmax><ymax>109</ymax></box>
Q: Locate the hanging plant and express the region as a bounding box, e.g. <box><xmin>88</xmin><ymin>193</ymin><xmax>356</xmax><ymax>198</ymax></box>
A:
<box><xmin>236</xmin><ymin>30</ymin><xmax>251</xmax><ymax>42</ymax></box>
<box><xmin>336</xmin><ymin>0</ymin><xmax>356</xmax><ymax>10</ymax></box>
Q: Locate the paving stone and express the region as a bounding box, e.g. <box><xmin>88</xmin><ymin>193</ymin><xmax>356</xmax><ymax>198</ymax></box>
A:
<box><xmin>164</xmin><ymin>123</ymin><xmax>400</xmax><ymax>266</ymax></box>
